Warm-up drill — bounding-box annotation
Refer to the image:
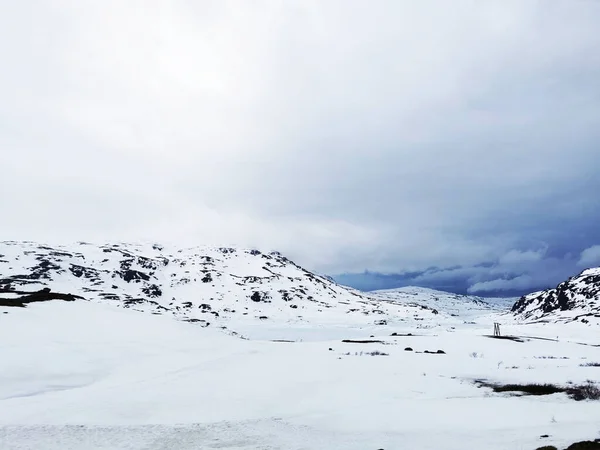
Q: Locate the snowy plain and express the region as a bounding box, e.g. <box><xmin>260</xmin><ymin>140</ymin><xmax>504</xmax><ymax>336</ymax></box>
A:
<box><xmin>1</xmin><ymin>298</ymin><xmax>599</xmax><ymax>450</ymax></box>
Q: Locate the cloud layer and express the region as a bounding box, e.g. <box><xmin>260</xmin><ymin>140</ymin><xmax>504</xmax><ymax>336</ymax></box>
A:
<box><xmin>579</xmin><ymin>245</ymin><xmax>600</xmax><ymax>268</ymax></box>
<box><xmin>1</xmin><ymin>1</ymin><xmax>599</xmax><ymax>295</ymax></box>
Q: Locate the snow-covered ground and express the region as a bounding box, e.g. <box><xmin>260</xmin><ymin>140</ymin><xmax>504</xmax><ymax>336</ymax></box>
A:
<box><xmin>1</xmin><ymin>300</ymin><xmax>599</xmax><ymax>450</ymax></box>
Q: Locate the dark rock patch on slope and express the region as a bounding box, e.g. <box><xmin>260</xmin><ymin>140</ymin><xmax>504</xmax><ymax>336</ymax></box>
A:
<box><xmin>0</xmin><ymin>287</ymin><xmax>83</xmax><ymax>307</ymax></box>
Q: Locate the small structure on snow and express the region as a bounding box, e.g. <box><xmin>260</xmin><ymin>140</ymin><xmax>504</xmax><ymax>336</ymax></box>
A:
<box><xmin>493</xmin><ymin>322</ymin><xmax>501</xmax><ymax>337</ymax></box>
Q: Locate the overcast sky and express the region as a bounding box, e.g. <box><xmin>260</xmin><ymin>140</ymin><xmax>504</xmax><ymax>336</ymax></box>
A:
<box><xmin>1</xmin><ymin>1</ymin><xmax>599</xmax><ymax>296</ymax></box>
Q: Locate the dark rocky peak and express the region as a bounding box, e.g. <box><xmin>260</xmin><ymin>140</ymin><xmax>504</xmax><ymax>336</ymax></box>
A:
<box><xmin>512</xmin><ymin>268</ymin><xmax>600</xmax><ymax>323</ymax></box>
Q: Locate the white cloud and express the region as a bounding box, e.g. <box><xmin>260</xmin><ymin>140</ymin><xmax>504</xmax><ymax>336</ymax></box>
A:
<box><xmin>468</xmin><ymin>275</ymin><xmax>534</xmax><ymax>294</ymax></box>
<box><xmin>578</xmin><ymin>245</ymin><xmax>600</xmax><ymax>267</ymax></box>
<box><xmin>499</xmin><ymin>249</ymin><xmax>546</xmax><ymax>265</ymax></box>
<box><xmin>1</xmin><ymin>1</ymin><xmax>600</xmax><ymax>274</ymax></box>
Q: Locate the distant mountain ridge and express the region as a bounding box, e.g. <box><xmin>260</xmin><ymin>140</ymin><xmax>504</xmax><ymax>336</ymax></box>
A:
<box><xmin>371</xmin><ymin>286</ymin><xmax>511</xmax><ymax>320</ymax></box>
<box><xmin>511</xmin><ymin>267</ymin><xmax>600</xmax><ymax>324</ymax></box>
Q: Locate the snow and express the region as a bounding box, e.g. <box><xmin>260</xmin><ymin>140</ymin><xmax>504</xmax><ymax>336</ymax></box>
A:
<box><xmin>581</xmin><ymin>268</ymin><xmax>600</xmax><ymax>277</ymax></box>
<box><xmin>0</xmin><ymin>241</ymin><xmax>445</xmax><ymax>332</ymax></box>
<box><xmin>373</xmin><ymin>286</ymin><xmax>510</xmax><ymax>317</ymax></box>
<box><xmin>1</xmin><ymin>300</ymin><xmax>599</xmax><ymax>449</ymax></box>
<box><xmin>512</xmin><ymin>266</ymin><xmax>600</xmax><ymax>325</ymax></box>
<box><xmin>1</xmin><ymin>242</ymin><xmax>600</xmax><ymax>449</ymax></box>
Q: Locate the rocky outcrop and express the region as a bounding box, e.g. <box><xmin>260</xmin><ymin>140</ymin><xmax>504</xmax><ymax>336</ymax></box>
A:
<box><xmin>512</xmin><ymin>268</ymin><xmax>600</xmax><ymax>323</ymax></box>
<box><xmin>0</xmin><ymin>287</ymin><xmax>82</xmax><ymax>307</ymax></box>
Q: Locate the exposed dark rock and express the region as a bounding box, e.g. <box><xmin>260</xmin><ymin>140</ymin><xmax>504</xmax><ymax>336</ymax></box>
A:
<box><xmin>142</xmin><ymin>284</ymin><xmax>162</xmax><ymax>298</ymax></box>
<box><xmin>250</xmin><ymin>291</ymin><xmax>271</xmax><ymax>303</ymax></box>
<box><xmin>201</xmin><ymin>273</ymin><xmax>213</xmax><ymax>283</ymax></box>
<box><xmin>119</xmin><ymin>269</ymin><xmax>150</xmax><ymax>283</ymax></box>
<box><xmin>565</xmin><ymin>440</ymin><xmax>600</xmax><ymax>450</ymax></box>
<box><xmin>0</xmin><ymin>288</ymin><xmax>83</xmax><ymax>307</ymax></box>
<box><xmin>183</xmin><ymin>318</ymin><xmax>209</xmax><ymax>327</ymax></box>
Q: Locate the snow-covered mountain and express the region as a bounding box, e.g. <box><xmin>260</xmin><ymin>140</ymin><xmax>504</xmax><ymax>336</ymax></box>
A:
<box><xmin>3</xmin><ymin>242</ymin><xmax>600</xmax><ymax>450</ymax></box>
<box><xmin>372</xmin><ymin>286</ymin><xmax>509</xmax><ymax>320</ymax></box>
<box><xmin>511</xmin><ymin>268</ymin><xmax>600</xmax><ymax>324</ymax></box>
<box><xmin>0</xmin><ymin>241</ymin><xmax>443</xmax><ymax>334</ymax></box>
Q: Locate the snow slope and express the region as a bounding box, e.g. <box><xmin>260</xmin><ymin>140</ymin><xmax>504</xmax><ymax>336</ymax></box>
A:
<box><xmin>512</xmin><ymin>268</ymin><xmax>600</xmax><ymax>325</ymax></box>
<box><xmin>1</xmin><ymin>300</ymin><xmax>600</xmax><ymax>450</ymax></box>
<box><xmin>0</xmin><ymin>241</ymin><xmax>442</xmax><ymax>337</ymax></box>
<box><xmin>372</xmin><ymin>286</ymin><xmax>515</xmax><ymax>319</ymax></box>
<box><xmin>2</xmin><ymin>241</ymin><xmax>599</xmax><ymax>449</ymax></box>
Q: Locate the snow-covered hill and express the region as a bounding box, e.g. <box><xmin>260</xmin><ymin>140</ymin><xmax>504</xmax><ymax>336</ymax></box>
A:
<box><xmin>2</xmin><ymin>242</ymin><xmax>600</xmax><ymax>449</ymax></box>
<box><xmin>372</xmin><ymin>286</ymin><xmax>512</xmax><ymax>320</ymax></box>
<box><xmin>0</xmin><ymin>241</ymin><xmax>443</xmax><ymax>335</ymax></box>
<box><xmin>512</xmin><ymin>268</ymin><xmax>600</xmax><ymax>324</ymax></box>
